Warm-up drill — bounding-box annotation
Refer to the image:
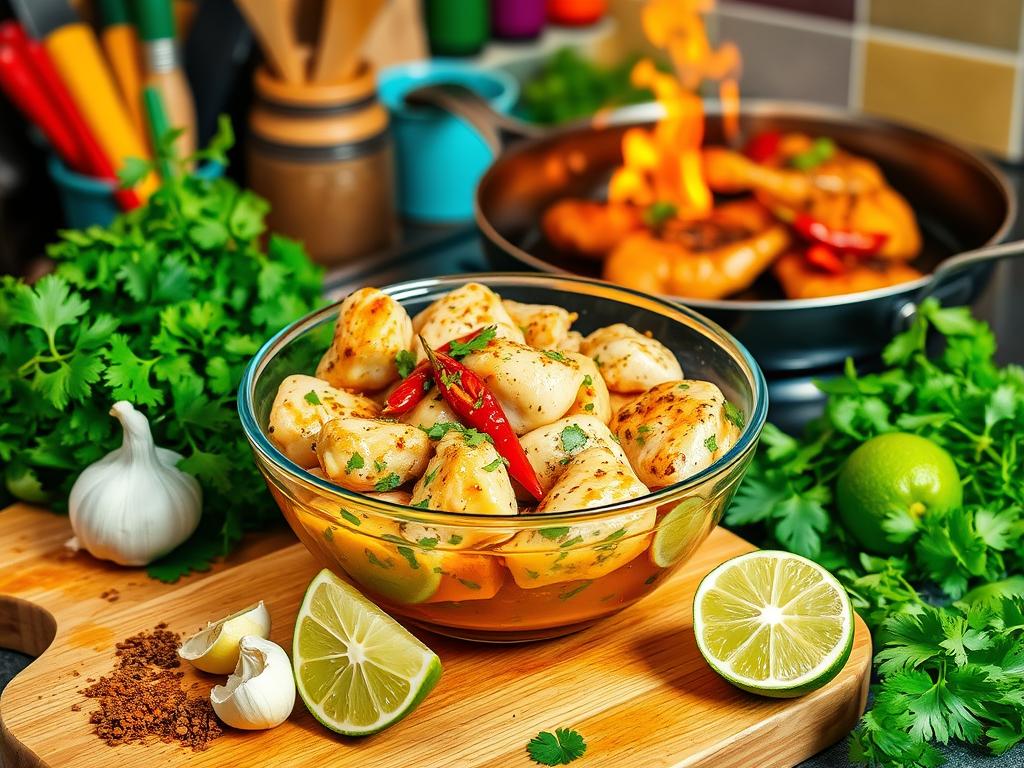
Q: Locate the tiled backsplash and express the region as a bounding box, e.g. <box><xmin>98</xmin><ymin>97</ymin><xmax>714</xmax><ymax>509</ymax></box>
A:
<box><xmin>710</xmin><ymin>0</ymin><xmax>1024</xmax><ymax>159</ymax></box>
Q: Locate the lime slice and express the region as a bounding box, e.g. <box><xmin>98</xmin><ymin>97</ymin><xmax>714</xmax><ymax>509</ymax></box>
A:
<box><xmin>293</xmin><ymin>569</ymin><xmax>443</xmax><ymax>736</ymax></box>
<box><xmin>178</xmin><ymin>601</ymin><xmax>271</xmax><ymax>674</ymax></box>
<box><xmin>650</xmin><ymin>497</ymin><xmax>707</xmax><ymax>567</ymax></box>
<box><xmin>693</xmin><ymin>550</ymin><xmax>854</xmax><ymax>698</ymax></box>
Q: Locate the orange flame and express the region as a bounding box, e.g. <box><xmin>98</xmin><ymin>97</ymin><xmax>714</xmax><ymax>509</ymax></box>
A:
<box><xmin>607</xmin><ymin>0</ymin><xmax>741</xmax><ymax>218</ymax></box>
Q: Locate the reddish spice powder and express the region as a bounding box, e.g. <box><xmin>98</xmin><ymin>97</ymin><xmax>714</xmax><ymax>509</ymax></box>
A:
<box><xmin>81</xmin><ymin>623</ymin><xmax>222</xmax><ymax>751</ymax></box>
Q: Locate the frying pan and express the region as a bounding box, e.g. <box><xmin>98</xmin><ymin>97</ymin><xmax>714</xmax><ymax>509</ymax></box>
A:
<box><xmin>408</xmin><ymin>89</ymin><xmax>1018</xmax><ymax>375</ymax></box>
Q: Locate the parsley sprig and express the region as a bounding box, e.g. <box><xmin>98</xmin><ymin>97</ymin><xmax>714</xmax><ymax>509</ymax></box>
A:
<box><xmin>0</xmin><ymin>118</ymin><xmax>323</xmax><ymax>580</ymax></box>
<box><xmin>725</xmin><ymin>299</ymin><xmax>1024</xmax><ymax>767</ymax></box>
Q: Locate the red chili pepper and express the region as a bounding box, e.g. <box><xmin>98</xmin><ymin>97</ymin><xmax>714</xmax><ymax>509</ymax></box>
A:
<box><xmin>743</xmin><ymin>131</ymin><xmax>782</xmax><ymax>163</ymax></box>
<box><xmin>792</xmin><ymin>212</ymin><xmax>888</xmax><ymax>256</ymax></box>
<box><xmin>382</xmin><ymin>326</ymin><xmax>496</xmax><ymax>416</ymax></box>
<box><xmin>805</xmin><ymin>244</ymin><xmax>846</xmax><ymax>275</ymax></box>
<box><xmin>420</xmin><ymin>338</ymin><xmax>545</xmax><ymax>501</ymax></box>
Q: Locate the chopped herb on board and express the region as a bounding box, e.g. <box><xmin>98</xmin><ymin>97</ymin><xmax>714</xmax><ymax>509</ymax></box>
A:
<box><xmin>527</xmin><ymin>728</ymin><xmax>587</xmax><ymax>766</ymax></box>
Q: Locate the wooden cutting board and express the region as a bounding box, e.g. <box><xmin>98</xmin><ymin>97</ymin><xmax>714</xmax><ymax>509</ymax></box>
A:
<box><xmin>0</xmin><ymin>503</ymin><xmax>871</xmax><ymax>768</ymax></box>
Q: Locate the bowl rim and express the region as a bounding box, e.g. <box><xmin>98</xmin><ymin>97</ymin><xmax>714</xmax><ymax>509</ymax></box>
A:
<box><xmin>238</xmin><ymin>273</ymin><xmax>769</xmax><ymax>527</ymax></box>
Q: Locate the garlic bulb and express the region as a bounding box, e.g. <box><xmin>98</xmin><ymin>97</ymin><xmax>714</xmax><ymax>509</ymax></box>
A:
<box><xmin>68</xmin><ymin>401</ymin><xmax>202</xmax><ymax>566</ymax></box>
<box><xmin>210</xmin><ymin>636</ymin><xmax>296</xmax><ymax>730</ymax></box>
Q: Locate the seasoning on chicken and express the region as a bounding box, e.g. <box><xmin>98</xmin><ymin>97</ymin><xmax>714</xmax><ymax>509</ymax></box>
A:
<box><xmin>412</xmin><ymin>282</ymin><xmax>524</xmax><ymax>359</ymax></box>
<box><xmin>268</xmin><ymin>374</ymin><xmax>380</xmax><ymax>468</ymax></box>
<box><xmin>316</xmin><ymin>287</ymin><xmax>413</xmax><ymax>393</ymax></box>
<box><xmin>580</xmin><ymin>324</ymin><xmax>683</xmax><ymax>394</ymax></box>
<box><xmin>518</xmin><ymin>415</ymin><xmax>632</xmax><ymax>496</ymax></box>
<box><xmin>316</xmin><ymin>417</ymin><xmax>431</xmax><ymax>492</ymax></box>
<box><xmin>503</xmin><ymin>299</ymin><xmax>579</xmax><ymax>350</ymax></box>
<box><xmin>563</xmin><ymin>353</ymin><xmax>612</xmax><ymax>424</ymax></box>
<box><xmin>610</xmin><ymin>380</ymin><xmax>741</xmax><ymax>488</ymax></box>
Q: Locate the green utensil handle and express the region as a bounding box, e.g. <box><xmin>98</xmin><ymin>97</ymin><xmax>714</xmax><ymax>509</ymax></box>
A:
<box><xmin>423</xmin><ymin>0</ymin><xmax>489</xmax><ymax>56</ymax></box>
<box><xmin>142</xmin><ymin>85</ymin><xmax>174</xmax><ymax>180</ymax></box>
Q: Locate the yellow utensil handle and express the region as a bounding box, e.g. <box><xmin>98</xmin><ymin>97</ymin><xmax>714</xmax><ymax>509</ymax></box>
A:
<box><xmin>102</xmin><ymin>25</ymin><xmax>145</xmax><ymax>139</ymax></box>
<box><xmin>45</xmin><ymin>23</ymin><xmax>158</xmax><ymax>199</ymax></box>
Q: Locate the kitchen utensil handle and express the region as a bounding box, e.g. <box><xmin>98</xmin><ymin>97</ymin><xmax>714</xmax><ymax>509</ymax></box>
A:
<box><xmin>897</xmin><ymin>239</ymin><xmax>1024</xmax><ymax>330</ymax></box>
<box><xmin>403</xmin><ymin>84</ymin><xmax>544</xmax><ymax>154</ymax></box>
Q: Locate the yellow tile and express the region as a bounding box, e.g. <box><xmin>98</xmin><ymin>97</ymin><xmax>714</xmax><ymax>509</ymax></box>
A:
<box><xmin>861</xmin><ymin>40</ymin><xmax>1017</xmax><ymax>155</ymax></box>
<box><xmin>869</xmin><ymin>0</ymin><xmax>1023</xmax><ymax>51</ymax></box>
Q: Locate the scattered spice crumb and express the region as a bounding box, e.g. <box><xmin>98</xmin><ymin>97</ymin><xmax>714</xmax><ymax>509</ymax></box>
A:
<box><xmin>71</xmin><ymin>704</ymin><xmax>81</xmax><ymax>712</ymax></box>
<box><xmin>81</xmin><ymin>624</ymin><xmax>222</xmax><ymax>751</ymax></box>
<box><xmin>71</xmin><ymin>670</ymin><xmax>80</xmax><ymax>677</ymax></box>
<box><xmin>99</xmin><ymin>589</ymin><xmax>120</xmax><ymax>603</ymax></box>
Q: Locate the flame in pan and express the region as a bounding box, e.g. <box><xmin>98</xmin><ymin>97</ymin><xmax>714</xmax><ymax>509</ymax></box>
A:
<box><xmin>607</xmin><ymin>0</ymin><xmax>740</xmax><ymax>218</ymax></box>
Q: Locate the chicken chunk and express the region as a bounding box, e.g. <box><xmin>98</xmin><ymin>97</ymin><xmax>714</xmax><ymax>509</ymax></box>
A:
<box><xmin>316</xmin><ymin>417</ymin><xmax>431</xmax><ymax>492</ymax></box>
<box><xmin>563</xmin><ymin>353</ymin><xmax>612</xmax><ymax>424</ymax></box>
<box><xmin>558</xmin><ymin>331</ymin><xmax>584</xmax><ymax>353</ymax></box>
<box><xmin>461</xmin><ymin>338</ymin><xmax>586</xmax><ymax>434</ymax></box>
<box><xmin>316</xmin><ymin>287</ymin><xmax>413</xmax><ymax>393</ymax></box>
<box><xmin>772</xmin><ymin>251</ymin><xmax>923</xmax><ymax>299</ymax></box>
<box><xmin>405</xmin><ymin>431</ymin><xmax>517</xmax><ymax>548</ymax></box>
<box><xmin>611</xmin><ymin>380</ymin><xmax>741</xmax><ymax>488</ymax></box>
<box><xmin>580</xmin><ymin>324</ymin><xmax>683</xmax><ymax>394</ymax></box>
<box><xmin>502</xmin><ymin>299</ymin><xmax>578</xmax><ymax>350</ymax></box>
<box><xmin>499</xmin><ymin>447</ymin><xmax>655</xmax><ymax>588</ymax></box>
<box><xmin>398</xmin><ymin>391</ymin><xmax>459</xmax><ymax>431</ymax></box>
<box><xmin>268</xmin><ymin>374</ymin><xmax>380</xmax><ymax>468</ymax></box>
<box><xmin>542</xmin><ymin>199</ymin><xmax>644</xmax><ymax>259</ymax></box>
<box><xmin>519</xmin><ymin>415</ymin><xmax>631</xmax><ymax>497</ymax></box>
<box><xmin>412</xmin><ymin>282</ymin><xmax>524</xmax><ymax>360</ymax></box>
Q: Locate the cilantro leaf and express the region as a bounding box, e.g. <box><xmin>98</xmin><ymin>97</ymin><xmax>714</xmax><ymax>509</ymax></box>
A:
<box><xmin>542</xmin><ymin>349</ymin><xmax>568</xmax><ymax>362</ymax></box>
<box><xmin>560</xmin><ymin>424</ymin><xmax>588</xmax><ymax>454</ymax></box>
<box><xmin>526</xmin><ymin>728</ymin><xmax>587</xmax><ymax>766</ymax></box>
<box><xmin>346</xmin><ymin>453</ymin><xmax>364</xmax><ymax>472</ymax></box>
<box><xmin>395</xmin><ymin>349</ymin><xmax>417</xmax><ymax>378</ymax></box>
<box><xmin>374</xmin><ymin>473</ymin><xmax>402</xmax><ymax>492</ymax></box>
<box><xmin>447</xmin><ymin>326</ymin><xmax>496</xmax><ymax>358</ymax></box>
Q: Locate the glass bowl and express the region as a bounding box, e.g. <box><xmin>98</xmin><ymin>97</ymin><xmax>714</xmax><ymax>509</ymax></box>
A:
<box><xmin>238</xmin><ymin>274</ymin><xmax>768</xmax><ymax>642</ymax></box>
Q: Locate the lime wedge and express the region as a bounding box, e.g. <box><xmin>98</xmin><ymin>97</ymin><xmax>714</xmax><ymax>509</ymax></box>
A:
<box><xmin>293</xmin><ymin>569</ymin><xmax>442</xmax><ymax>736</ymax></box>
<box><xmin>650</xmin><ymin>497</ymin><xmax>707</xmax><ymax>567</ymax></box>
<box><xmin>693</xmin><ymin>550</ymin><xmax>854</xmax><ymax>698</ymax></box>
<box><xmin>178</xmin><ymin>601</ymin><xmax>271</xmax><ymax>674</ymax></box>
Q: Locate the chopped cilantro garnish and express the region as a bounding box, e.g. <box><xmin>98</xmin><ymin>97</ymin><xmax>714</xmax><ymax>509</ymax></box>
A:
<box><xmin>339</xmin><ymin>508</ymin><xmax>360</xmax><ymax>526</ymax></box>
<box><xmin>448</xmin><ymin>325</ymin><xmax>497</xmax><ymax>358</ymax></box>
<box><xmin>420</xmin><ymin>422</ymin><xmax>493</xmax><ymax>447</ymax></box>
<box><xmin>582</xmin><ymin>374</ymin><xmax>593</xmax><ymax>387</ymax></box>
<box><xmin>448</xmin><ymin>534</ymin><xmax>463</xmax><ymax>545</ymax></box>
<box><xmin>724</xmin><ymin>401</ymin><xmax>745</xmax><ymax>429</ymax></box>
<box><xmin>424</xmin><ymin>466</ymin><xmax>438</xmax><ymax>485</ymax></box>
<box><xmin>395</xmin><ymin>349</ymin><xmax>416</xmax><ymax>378</ymax></box>
<box><xmin>458</xmin><ymin>578</ymin><xmax>481</xmax><ymax>590</ymax></box>
<box><xmin>345</xmin><ymin>453</ymin><xmax>364</xmax><ymax>473</ymax></box>
<box><xmin>395</xmin><ymin>545</ymin><xmax>418</xmax><ymax>570</ymax></box>
<box><xmin>704</xmin><ymin>435</ymin><xmax>718</xmax><ymax>453</ymax></box>
<box><xmin>677</xmin><ymin>383</ymin><xmax>690</xmax><ymax>390</ymax></box>
<box><xmin>636</xmin><ymin>424</ymin><xmax>652</xmax><ymax>446</ymax></box>
<box><xmin>558</xmin><ymin>581</ymin><xmax>592</xmax><ymax>600</ymax></box>
<box><xmin>374</xmin><ymin>473</ymin><xmax>402</xmax><ymax>492</ymax></box>
<box><xmin>417</xmin><ymin>536</ymin><xmax>438</xmax><ymax>548</ymax></box>
<box><xmin>560</xmin><ymin>424</ymin><xmax>589</xmax><ymax>454</ymax></box>
<box><xmin>323</xmin><ymin>526</ymin><xmax>334</xmax><ymax>541</ymax></box>
<box><xmin>411</xmin><ymin>498</ymin><xmax>431</xmax><ymax>509</ymax></box>
<box><xmin>482</xmin><ymin>457</ymin><xmax>504</xmax><ymax>472</ymax></box>
<box><xmin>539</xmin><ymin>526</ymin><xmax>570</xmax><ymax>540</ymax></box>
<box><xmin>542</xmin><ymin>349</ymin><xmax>568</xmax><ymax>362</ymax></box>
<box><xmin>304</xmin><ymin>390</ymin><xmax>322</xmax><ymax>405</ymax></box>
<box><xmin>560</xmin><ymin>535</ymin><xmax>584</xmax><ymax>548</ymax></box>
<box><xmin>583</xmin><ymin>403</ymin><xmax>595</xmax><ymax>412</ymax></box>
<box><xmin>374</xmin><ymin>458</ymin><xmax>387</xmax><ymax>472</ymax></box>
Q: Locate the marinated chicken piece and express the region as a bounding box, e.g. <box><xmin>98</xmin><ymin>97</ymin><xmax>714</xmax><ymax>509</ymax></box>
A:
<box><xmin>405</xmin><ymin>431</ymin><xmax>517</xmax><ymax>548</ymax></box>
<box><xmin>412</xmin><ymin>282</ymin><xmax>524</xmax><ymax>360</ymax></box>
<box><xmin>563</xmin><ymin>353</ymin><xmax>612</xmax><ymax>424</ymax></box>
<box><xmin>772</xmin><ymin>251</ymin><xmax>923</xmax><ymax>299</ymax></box>
<box><xmin>461</xmin><ymin>338</ymin><xmax>585</xmax><ymax>434</ymax></box>
<box><xmin>398</xmin><ymin>391</ymin><xmax>459</xmax><ymax>431</ymax></box>
<box><xmin>503</xmin><ymin>299</ymin><xmax>579</xmax><ymax>350</ymax></box>
<box><xmin>519</xmin><ymin>415</ymin><xmax>632</xmax><ymax>497</ymax></box>
<box><xmin>316</xmin><ymin>417</ymin><xmax>431</xmax><ymax>492</ymax></box>
<box><xmin>558</xmin><ymin>331</ymin><xmax>584</xmax><ymax>353</ymax></box>
<box><xmin>609</xmin><ymin>392</ymin><xmax>640</xmax><ymax>416</ymax></box>
<box><xmin>269</xmin><ymin>374</ymin><xmax>380</xmax><ymax>468</ymax></box>
<box><xmin>704</xmin><ymin>140</ymin><xmax>921</xmax><ymax>261</ymax></box>
<box><xmin>365</xmin><ymin>490</ymin><xmax>412</xmax><ymax>506</ymax></box>
<box><xmin>603</xmin><ymin>200</ymin><xmax>791</xmax><ymax>299</ymax></box>
<box><xmin>316</xmin><ymin>287</ymin><xmax>413</xmax><ymax>393</ymax></box>
<box><xmin>499</xmin><ymin>447</ymin><xmax>655</xmax><ymax>588</ymax></box>
<box><xmin>611</xmin><ymin>380</ymin><xmax>741</xmax><ymax>488</ymax></box>
<box><xmin>580</xmin><ymin>324</ymin><xmax>683</xmax><ymax>394</ymax></box>
<box><xmin>542</xmin><ymin>199</ymin><xmax>644</xmax><ymax>259</ymax></box>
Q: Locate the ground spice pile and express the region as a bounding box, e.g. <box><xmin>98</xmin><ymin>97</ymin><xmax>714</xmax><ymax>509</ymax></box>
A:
<box><xmin>81</xmin><ymin>623</ymin><xmax>222</xmax><ymax>751</ymax></box>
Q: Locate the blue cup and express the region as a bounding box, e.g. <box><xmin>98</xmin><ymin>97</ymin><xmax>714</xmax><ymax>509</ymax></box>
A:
<box><xmin>378</xmin><ymin>61</ymin><xmax>518</xmax><ymax>222</ymax></box>
<box><xmin>48</xmin><ymin>157</ymin><xmax>224</xmax><ymax>229</ymax></box>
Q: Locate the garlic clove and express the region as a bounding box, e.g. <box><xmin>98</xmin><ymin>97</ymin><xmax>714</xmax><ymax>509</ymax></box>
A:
<box><xmin>210</xmin><ymin>636</ymin><xmax>296</xmax><ymax>730</ymax></box>
<box><xmin>179</xmin><ymin>602</ymin><xmax>272</xmax><ymax>675</ymax></box>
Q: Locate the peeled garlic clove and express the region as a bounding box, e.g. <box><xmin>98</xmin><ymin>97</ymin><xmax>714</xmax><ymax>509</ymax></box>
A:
<box><xmin>179</xmin><ymin>602</ymin><xmax>272</xmax><ymax>675</ymax></box>
<box><xmin>210</xmin><ymin>636</ymin><xmax>295</xmax><ymax>730</ymax></box>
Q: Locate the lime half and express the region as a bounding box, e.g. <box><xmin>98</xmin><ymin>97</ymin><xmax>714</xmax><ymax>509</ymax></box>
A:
<box><xmin>693</xmin><ymin>550</ymin><xmax>854</xmax><ymax>698</ymax></box>
<box><xmin>651</xmin><ymin>497</ymin><xmax>708</xmax><ymax>567</ymax></box>
<box><xmin>293</xmin><ymin>569</ymin><xmax>442</xmax><ymax>736</ymax></box>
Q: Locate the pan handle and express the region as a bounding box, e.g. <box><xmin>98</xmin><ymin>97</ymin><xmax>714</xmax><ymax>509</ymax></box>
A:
<box><xmin>403</xmin><ymin>84</ymin><xmax>546</xmax><ymax>155</ymax></box>
<box><xmin>895</xmin><ymin>238</ymin><xmax>1024</xmax><ymax>330</ymax></box>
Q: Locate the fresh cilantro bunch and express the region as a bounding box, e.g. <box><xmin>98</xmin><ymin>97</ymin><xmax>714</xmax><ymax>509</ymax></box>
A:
<box><xmin>725</xmin><ymin>299</ymin><xmax>1024</xmax><ymax>766</ymax></box>
<box><xmin>0</xmin><ymin>118</ymin><xmax>323</xmax><ymax>580</ymax></box>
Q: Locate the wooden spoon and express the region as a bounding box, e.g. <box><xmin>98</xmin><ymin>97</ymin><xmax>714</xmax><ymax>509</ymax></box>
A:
<box><xmin>234</xmin><ymin>0</ymin><xmax>305</xmax><ymax>82</ymax></box>
<box><xmin>312</xmin><ymin>0</ymin><xmax>387</xmax><ymax>84</ymax></box>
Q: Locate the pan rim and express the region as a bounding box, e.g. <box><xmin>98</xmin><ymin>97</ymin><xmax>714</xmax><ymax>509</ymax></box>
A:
<box><xmin>475</xmin><ymin>98</ymin><xmax>1016</xmax><ymax>312</ymax></box>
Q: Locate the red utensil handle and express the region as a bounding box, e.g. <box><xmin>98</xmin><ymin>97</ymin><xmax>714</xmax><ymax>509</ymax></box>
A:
<box><xmin>0</xmin><ymin>40</ymin><xmax>85</xmax><ymax>171</ymax></box>
<box><xmin>20</xmin><ymin>33</ymin><xmax>140</xmax><ymax>211</ymax></box>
